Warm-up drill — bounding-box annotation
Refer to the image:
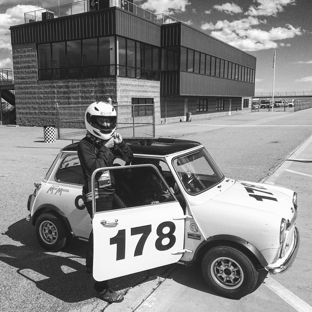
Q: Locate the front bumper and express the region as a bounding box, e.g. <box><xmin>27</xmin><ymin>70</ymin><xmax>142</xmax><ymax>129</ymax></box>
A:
<box><xmin>266</xmin><ymin>227</ymin><xmax>300</xmax><ymax>274</ymax></box>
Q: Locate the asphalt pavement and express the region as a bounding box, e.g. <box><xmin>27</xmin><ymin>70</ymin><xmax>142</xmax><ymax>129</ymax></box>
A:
<box><xmin>1</xmin><ymin>109</ymin><xmax>312</xmax><ymax>312</ymax></box>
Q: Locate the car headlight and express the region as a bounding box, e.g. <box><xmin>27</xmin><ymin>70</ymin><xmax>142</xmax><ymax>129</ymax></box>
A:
<box><xmin>292</xmin><ymin>192</ymin><xmax>298</xmax><ymax>210</ymax></box>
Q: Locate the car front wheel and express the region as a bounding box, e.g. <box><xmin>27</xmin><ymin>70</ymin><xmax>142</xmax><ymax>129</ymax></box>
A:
<box><xmin>201</xmin><ymin>246</ymin><xmax>258</xmax><ymax>299</ymax></box>
<box><xmin>35</xmin><ymin>213</ymin><xmax>68</xmax><ymax>252</ymax></box>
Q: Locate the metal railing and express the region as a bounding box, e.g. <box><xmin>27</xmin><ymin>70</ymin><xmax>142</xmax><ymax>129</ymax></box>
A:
<box><xmin>24</xmin><ymin>0</ymin><xmax>181</xmax><ymax>25</ymax></box>
<box><xmin>255</xmin><ymin>91</ymin><xmax>312</xmax><ymax>97</ymax></box>
<box><xmin>55</xmin><ymin>103</ymin><xmax>155</xmax><ymax>140</ymax></box>
<box><xmin>0</xmin><ymin>68</ymin><xmax>14</xmax><ymax>84</ymax></box>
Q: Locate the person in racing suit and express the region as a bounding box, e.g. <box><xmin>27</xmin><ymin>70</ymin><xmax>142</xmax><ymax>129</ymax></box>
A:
<box><xmin>77</xmin><ymin>100</ymin><xmax>133</xmax><ymax>303</ymax></box>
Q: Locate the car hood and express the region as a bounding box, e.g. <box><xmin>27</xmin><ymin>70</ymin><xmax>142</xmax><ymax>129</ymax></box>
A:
<box><xmin>210</xmin><ymin>179</ymin><xmax>295</xmax><ymax>218</ymax></box>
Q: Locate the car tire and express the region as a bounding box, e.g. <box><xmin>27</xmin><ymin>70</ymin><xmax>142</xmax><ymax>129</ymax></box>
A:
<box><xmin>35</xmin><ymin>213</ymin><xmax>68</xmax><ymax>252</ymax></box>
<box><xmin>201</xmin><ymin>246</ymin><xmax>258</xmax><ymax>299</ymax></box>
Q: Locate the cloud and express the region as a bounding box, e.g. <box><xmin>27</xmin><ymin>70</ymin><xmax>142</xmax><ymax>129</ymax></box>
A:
<box><xmin>0</xmin><ymin>5</ymin><xmax>43</xmax><ymax>68</ymax></box>
<box><xmin>296</xmin><ymin>76</ymin><xmax>312</xmax><ymax>83</ymax></box>
<box><xmin>141</xmin><ymin>0</ymin><xmax>191</xmax><ymax>15</ymax></box>
<box><xmin>183</xmin><ymin>20</ymin><xmax>193</xmax><ymax>26</ymax></box>
<box><xmin>0</xmin><ymin>57</ymin><xmax>12</xmax><ymax>68</ymax></box>
<box><xmin>201</xmin><ymin>16</ymin><xmax>302</xmax><ymax>52</ymax></box>
<box><xmin>213</xmin><ymin>2</ymin><xmax>243</xmax><ymax>15</ymax></box>
<box><xmin>245</xmin><ymin>0</ymin><xmax>296</xmax><ymax>17</ymax></box>
<box><xmin>204</xmin><ymin>10</ymin><xmax>211</xmax><ymax>14</ymax></box>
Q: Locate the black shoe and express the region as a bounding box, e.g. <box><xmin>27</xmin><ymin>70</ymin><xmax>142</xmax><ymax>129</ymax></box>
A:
<box><xmin>98</xmin><ymin>288</ymin><xmax>125</xmax><ymax>303</ymax></box>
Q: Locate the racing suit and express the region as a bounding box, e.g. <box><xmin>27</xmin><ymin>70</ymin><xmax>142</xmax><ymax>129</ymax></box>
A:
<box><xmin>77</xmin><ymin>133</ymin><xmax>133</xmax><ymax>292</ymax></box>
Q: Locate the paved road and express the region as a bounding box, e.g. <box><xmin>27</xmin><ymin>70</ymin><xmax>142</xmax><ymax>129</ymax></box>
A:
<box><xmin>0</xmin><ymin>109</ymin><xmax>312</xmax><ymax>312</ymax></box>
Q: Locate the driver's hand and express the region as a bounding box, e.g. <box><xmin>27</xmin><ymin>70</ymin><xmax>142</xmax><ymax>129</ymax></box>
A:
<box><xmin>113</xmin><ymin>132</ymin><xmax>123</xmax><ymax>144</ymax></box>
<box><xmin>104</xmin><ymin>137</ymin><xmax>115</xmax><ymax>149</ymax></box>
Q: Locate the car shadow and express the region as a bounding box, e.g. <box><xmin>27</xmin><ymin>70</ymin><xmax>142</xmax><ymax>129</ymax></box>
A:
<box><xmin>1</xmin><ymin>218</ymin><xmax>158</xmax><ymax>303</ymax></box>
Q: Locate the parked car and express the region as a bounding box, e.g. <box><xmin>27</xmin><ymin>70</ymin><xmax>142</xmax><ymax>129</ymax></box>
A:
<box><xmin>27</xmin><ymin>138</ymin><xmax>299</xmax><ymax>299</ymax></box>
<box><xmin>260</xmin><ymin>100</ymin><xmax>271</xmax><ymax>108</ymax></box>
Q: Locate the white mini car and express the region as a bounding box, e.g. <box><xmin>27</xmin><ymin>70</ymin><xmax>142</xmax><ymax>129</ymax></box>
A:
<box><xmin>27</xmin><ymin>138</ymin><xmax>299</xmax><ymax>299</ymax></box>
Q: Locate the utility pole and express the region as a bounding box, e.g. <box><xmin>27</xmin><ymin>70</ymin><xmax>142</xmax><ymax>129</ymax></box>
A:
<box><xmin>271</xmin><ymin>49</ymin><xmax>276</xmax><ymax>112</ymax></box>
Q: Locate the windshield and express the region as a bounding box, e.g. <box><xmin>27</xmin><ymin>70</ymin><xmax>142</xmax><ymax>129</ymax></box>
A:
<box><xmin>172</xmin><ymin>148</ymin><xmax>224</xmax><ymax>195</ymax></box>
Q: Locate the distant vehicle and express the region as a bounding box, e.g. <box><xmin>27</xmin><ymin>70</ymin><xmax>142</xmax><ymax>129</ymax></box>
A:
<box><xmin>274</xmin><ymin>100</ymin><xmax>286</xmax><ymax>107</ymax></box>
<box><xmin>251</xmin><ymin>100</ymin><xmax>260</xmax><ymax>109</ymax></box>
<box><xmin>260</xmin><ymin>100</ymin><xmax>271</xmax><ymax>109</ymax></box>
<box><xmin>287</xmin><ymin>100</ymin><xmax>295</xmax><ymax>107</ymax></box>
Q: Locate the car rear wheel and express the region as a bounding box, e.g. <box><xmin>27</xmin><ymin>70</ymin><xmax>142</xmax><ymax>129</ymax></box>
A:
<box><xmin>35</xmin><ymin>213</ymin><xmax>68</xmax><ymax>251</ymax></box>
<box><xmin>201</xmin><ymin>246</ymin><xmax>258</xmax><ymax>299</ymax></box>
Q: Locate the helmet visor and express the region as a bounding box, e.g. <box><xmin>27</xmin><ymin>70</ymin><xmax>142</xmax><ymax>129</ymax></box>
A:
<box><xmin>91</xmin><ymin>116</ymin><xmax>116</xmax><ymax>133</ymax></box>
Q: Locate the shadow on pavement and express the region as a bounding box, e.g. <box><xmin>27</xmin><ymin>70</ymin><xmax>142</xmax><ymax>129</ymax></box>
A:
<box><xmin>1</xmin><ymin>218</ymin><xmax>160</xmax><ymax>302</ymax></box>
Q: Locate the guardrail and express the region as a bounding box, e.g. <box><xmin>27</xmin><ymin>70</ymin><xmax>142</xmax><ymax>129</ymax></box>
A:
<box><xmin>255</xmin><ymin>91</ymin><xmax>312</xmax><ymax>97</ymax></box>
<box><xmin>24</xmin><ymin>0</ymin><xmax>180</xmax><ymax>25</ymax></box>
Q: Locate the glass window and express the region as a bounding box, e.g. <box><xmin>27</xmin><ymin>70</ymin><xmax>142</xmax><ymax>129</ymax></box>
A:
<box><xmin>187</xmin><ymin>49</ymin><xmax>194</xmax><ymax>72</ymax></box>
<box><xmin>118</xmin><ymin>37</ymin><xmax>126</xmax><ymax>66</ymax></box>
<box><xmin>194</xmin><ymin>51</ymin><xmax>200</xmax><ymax>74</ymax></box>
<box><xmin>224</xmin><ymin>60</ymin><xmax>228</xmax><ymax>79</ymax></box>
<box><xmin>67</xmin><ymin>40</ymin><xmax>81</xmax><ymax>68</ymax></box>
<box><xmin>211</xmin><ymin>56</ymin><xmax>216</xmax><ymax>76</ymax></box>
<box><xmin>132</xmin><ymin>98</ymin><xmax>154</xmax><ymax>117</ymax></box>
<box><xmin>136</xmin><ymin>42</ymin><xmax>141</xmax><ymax>72</ymax></box>
<box><xmin>200</xmin><ymin>53</ymin><xmax>205</xmax><ymax>74</ymax></box>
<box><xmin>127</xmin><ymin>39</ymin><xmax>135</xmax><ymax>68</ymax></box>
<box><xmin>38</xmin><ymin>43</ymin><xmax>52</xmax><ymax>69</ymax></box>
<box><xmin>180</xmin><ymin>47</ymin><xmax>187</xmax><ymax>71</ymax></box>
<box><xmin>228</xmin><ymin>62</ymin><xmax>232</xmax><ymax>80</ymax></box>
<box><xmin>215</xmin><ymin>58</ymin><xmax>220</xmax><ymax>77</ymax></box>
<box><xmin>152</xmin><ymin>47</ymin><xmax>159</xmax><ymax>70</ymax></box>
<box><xmin>52</xmin><ymin>42</ymin><xmax>66</xmax><ymax>69</ymax></box>
<box><xmin>55</xmin><ymin>154</ymin><xmax>84</xmax><ymax>185</ymax></box>
<box><xmin>216</xmin><ymin>99</ymin><xmax>224</xmax><ymax>111</ymax></box>
<box><xmin>220</xmin><ymin>59</ymin><xmax>224</xmax><ymax>78</ymax></box>
<box><xmin>144</xmin><ymin>44</ymin><xmax>152</xmax><ymax>69</ymax></box>
<box><xmin>173</xmin><ymin>148</ymin><xmax>224</xmax><ymax>195</ymax></box>
<box><xmin>99</xmin><ymin>36</ymin><xmax>115</xmax><ymax>66</ymax></box>
<box><xmin>235</xmin><ymin>64</ymin><xmax>239</xmax><ymax>80</ymax></box>
<box><xmin>83</xmin><ymin>38</ymin><xmax>97</xmax><ymax>66</ymax></box>
<box><xmin>205</xmin><ymin>55</ymin><xmax>211</xmax><ymax>76</ymax></box>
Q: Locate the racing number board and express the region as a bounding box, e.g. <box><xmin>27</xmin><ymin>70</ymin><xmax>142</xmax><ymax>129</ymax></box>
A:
<box><xmin>93</xmin><ymin>202</ymin><xmax>185</xmax><ymax>281</ymax></box>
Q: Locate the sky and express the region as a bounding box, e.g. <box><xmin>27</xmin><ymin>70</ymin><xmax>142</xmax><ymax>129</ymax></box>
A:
<box><xmin>0</xmin><ymin>0</ymin><xmax>311</xmax><ymax>95</ymax></box>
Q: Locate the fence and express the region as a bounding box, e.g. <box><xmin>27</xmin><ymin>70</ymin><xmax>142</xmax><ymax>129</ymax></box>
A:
<box><xmin>24</xmin><ymin>0</ymin><xmax>180</xmax><ymax>25</ymax></box>
<box><xmin>55</xmin><ymin>103</ymin><xmax>155</xmax><ymax>141</ymax></box>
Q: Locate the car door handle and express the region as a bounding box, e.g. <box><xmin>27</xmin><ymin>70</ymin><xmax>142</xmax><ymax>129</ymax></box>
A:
<box><xmin>101</xmin><ymin>219</ymin><xmax>118</xmax><ymax>227</ymax></box>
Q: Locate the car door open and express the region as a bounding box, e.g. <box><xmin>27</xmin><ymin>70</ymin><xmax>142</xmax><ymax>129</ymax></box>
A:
<box><xmin>92</xmin><ymin>164</ymin><xmax>185</xmax><ymax>282</ymax></box>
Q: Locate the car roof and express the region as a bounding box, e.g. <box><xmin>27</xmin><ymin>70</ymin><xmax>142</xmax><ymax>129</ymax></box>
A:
<box><xmin>62</xmin><ymin>137</ymin><xmax>202</xmax><ymax>156</ymax></box>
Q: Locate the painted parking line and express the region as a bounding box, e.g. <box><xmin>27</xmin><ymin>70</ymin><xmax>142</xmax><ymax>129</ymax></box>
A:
<box><xmin>265</xmin><ymin>277</ymin><xmax>312</xmax><ymax>312</ymax></box>
<box><xmin>284</xmin><ymin>169</ymin><xmax>312</xmax><ymax>178</ymax></box>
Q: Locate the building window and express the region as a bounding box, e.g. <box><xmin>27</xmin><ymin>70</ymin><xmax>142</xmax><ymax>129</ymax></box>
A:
<box><xmin>211</xmin><ymin>56</ymin><xmax>216</xmax><ymax>76</ymax></box>
<box><xmin>216</xmin><ymin>99</ymin><xmax>224</xmax><ymax>111</ymax></box>
<box><xmin>200</xmin><ymin>53</ymin><xmax>205</xmax><ymax>74</ymax></box>
<box><xmin>180</xmin><ymin>47</ymin><xmax>187</xmax><ymax>71</ymax></box>
<box><xmin>215</xmin><ymin>58</ymin><xmax>220</xmax><ymax>77</ymax></box>
<box><xmin>162</xmin><ymin>47</ymin><xmax>179</xmax><ymax>71</ymax></box>
<box><xmin>197</xmin><ymin>99</ymin><xmax>208</xmax><ymax>112</ymax></box>
<box><xmin>205</xmin><ymin>55</ymin><xmax>211</xmax><ymax>76</ymax></box>
<box><xmin>132</xmin><ymin>98</ymin><xmax>154</xmax><ymax>117</ymax></box>
<box><xmin>194</xmin><ymin>51</ymin><xmax>200</xmax><ymax>74</ymax></box>
<box><xmin>187</xmin><ymin>49</ymin><xmax>194</xmax><ymax>72</ymax></box>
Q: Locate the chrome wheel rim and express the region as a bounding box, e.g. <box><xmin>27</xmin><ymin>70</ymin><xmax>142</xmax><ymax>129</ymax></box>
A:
<box><xmin>39</xmin><ymin>220</ymin><xmax>58</xmax><ymax>245</ymax></box>
<box><xmin>210</xmin><ymin>257</ymin><xmax>244</xmax><ymax>289</ymax></box>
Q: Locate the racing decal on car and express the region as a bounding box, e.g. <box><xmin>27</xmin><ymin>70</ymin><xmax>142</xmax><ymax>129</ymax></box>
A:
<box><xmin>187</xmin><ymin>233</ymin><xmax>201</xmax><ymax>240</ymax></box>
<box><xmin>46</xmin><ymin>185</ymin><xmax>69</xmax><ymax>196</ymax></box>
<box><xmin>110</xmin><ymin>221</ymin><xmax>176</xmax><ymax>261</ymax></box>
<box><xmin>242</xmin><ymin>183</ymin><xmax>277</xmax><ymax>202</ymax></box>
<box><xmin>75</xmin><ymin>195</ymin><xmax>86</xmax><ymax>210</ymax></box>
<box><xmin>189</xmin><ymin>223</ymin><xmax>199</xmax><ymax>233</ymax></box>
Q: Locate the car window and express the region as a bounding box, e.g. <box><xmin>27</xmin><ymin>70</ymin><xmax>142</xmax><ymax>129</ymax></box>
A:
<box><xmin>94</xmin><ymin>165</ymin><xmax>176</xmax><ymax>211</ymax></box>
<box><xmin>173</xmin><ymin>148</ymin><xmax>224</xmax><ymax>195</ymax></box>
<box><xmin>55</xmin><ymin>154</ymin><xmax>84</xmax><ymax>185</ymax></box>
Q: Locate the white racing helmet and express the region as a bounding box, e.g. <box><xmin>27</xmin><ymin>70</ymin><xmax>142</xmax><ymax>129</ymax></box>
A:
<box><xmin>85</xmin><ymin>101</ymin><xmax>117</xmax><ymax>140</ymax></box>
